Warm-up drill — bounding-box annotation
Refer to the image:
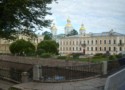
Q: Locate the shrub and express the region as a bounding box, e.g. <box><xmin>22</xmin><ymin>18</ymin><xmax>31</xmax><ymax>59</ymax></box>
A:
<box><xmin>116</xmin><ymin>53</ymin><xmax>122</xmax><ymax>59</ymax></box>
<box><xmin>40</xmin><ymin>53</ymin><xmax>51</xmax><ymax>58</ymax></box>
<box><xmin>37</xmin><ymin>40</ymin><xmax>59</xmax><ymax>55</ymax></box>
<box><xmin>57</xmin><ymin>56</ymin><xmax>67</xmax><ymax>59</ymax></box>
<box><xmin>108</xmin><ymin>55</ymin><xmax>117</xmax><ymax>60</ymax></box>
<box><xmin>9</xmin><ymin>39</ymin><xmax>35</xmax><ymax>56</ymax></box>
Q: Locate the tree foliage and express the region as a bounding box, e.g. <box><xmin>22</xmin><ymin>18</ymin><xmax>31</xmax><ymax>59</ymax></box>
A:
<box><xmin>67</xmin><ymin>29</ymin><xmax>78</xmax><ymax>36</ymax></box>
<box><xmin>0</xmin><ymin>0</ymin><xmax>57</xmax><ymax>39</ymax></box>
<box><xmin>37</xmin><ymin>40</ymin><xmax>58</xmax><ymax>55</ymax></box>
<box><xmin>9</xmin><ymin>39</ymin><xmax>35</xmax><ymax>56</ymax></box>
<box><xmin>42</xmin><ymin>31</ymin><xmax>52</xmax><ymax>40</ymax></box>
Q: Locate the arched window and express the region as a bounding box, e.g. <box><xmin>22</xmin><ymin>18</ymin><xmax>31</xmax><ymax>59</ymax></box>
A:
<box><xmin>87</xmin><ymin>47</ymin><xmax>89</xmax><ymax>51</ymax></box>
<box><xmin>95</xmin><ymin>47</ymin><xmax>97</xmax><ymax>51</ymax></box>
<box><xmin>104</xmin><ymin>40</ymin><xmax>106</xmax><ymax>44</ymax></box>
<box><xmin>120</xmin><ymin>47</ymin><xmax>122</xmax><ymax>51</ymax></box>
<box><xmin>104</xmin><ymin>47</ymin><xmax>106</xmax><ymax>51</ymax></box>
<box><xmin>96</xmin><ymin>40</ymin><xmax>98</xmax><ymax>44</ymax></box>
<box><xmin>114</xmin><ymin>47</ymin><xmax>116</xmax><ymax>51</ymax></box>
<box><xmin>91</xmin><ymin>40</ymin><xmax>93</xmax><ymax>45</ymax></box>
<box><xmin>100</xmin><ymin>47</ymin><xmax>102</xmax><ymax>51</ymax></box>
<box><xmin>109</xmin><ymin>40</ymin><xmax>111</xmax><ymax>44</ymax></box>
<box><xmin>109</xmin><ymin>47</ymin><xmax>111</xmax><ymax>51</ymax></box>
<box><xmin>91</xmin><ymin>47</ymin><xmax>93</xmax><ymax>51</ymax></box>
<box><xmin>100</xmin><ymin>40</ymin><xmax>102</xmax><ymax>44</ymax></box>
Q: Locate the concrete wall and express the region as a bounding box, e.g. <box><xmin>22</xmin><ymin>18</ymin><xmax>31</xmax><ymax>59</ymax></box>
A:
<box><xmin>104</xmin><ymin>68</ymin><xmax>125</xmax><ymax>90</ymax></box>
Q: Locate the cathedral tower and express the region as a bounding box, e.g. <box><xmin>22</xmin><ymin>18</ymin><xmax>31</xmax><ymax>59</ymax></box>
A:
<box><xmin>50</xmin><ymin>23</ymin><xmax>57</xmax><ymax>36</ymax></box>
<box><xmin>79</xmin><ymin>24</ymin><xmax>86</xmax><ymax>35</ymax></box>
<box><xmin>65</xmin><ymin>18</ymin><xmax>73</xmax><ymax>35</ymax></box>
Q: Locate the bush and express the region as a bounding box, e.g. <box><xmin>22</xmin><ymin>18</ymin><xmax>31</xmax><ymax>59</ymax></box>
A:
<box><xmin>116</xmin><ymin>53</ymin><xmax>122</xmax><ymax>59</ymax></box>
<box><xmin>9</xmin><ymin>39</ymin><xmax>35</xmax><ymax>56</ymax></box>
<box><xmin>40</xmin><ymin>53</ymin><xmax>51</xmax><ymax>58</ymax></box>
<box><xmin>57</xmin><ymin>56</ymin><xmax>67</xmax><ymax>59</ymax></box>
<box><xmin>108</xmin><ymin>55</ymin><xmax>117</xmax><ymax>60</ymax></box>
<box><xmin>37</xmin><ymin>40</ymin><xmax>59</xmax><ymax>55</ymax></box>
<box><xmin>94</xmin><ymin>53</ymin><xmax>103</xmax><ymax>57</ymax></box>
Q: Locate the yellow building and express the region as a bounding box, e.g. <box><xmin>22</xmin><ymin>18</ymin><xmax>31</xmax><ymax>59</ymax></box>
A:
<box><xmin>0</xmin><ymin>34</ymin><xmax>44</xmax><ymax>54</ymax></box>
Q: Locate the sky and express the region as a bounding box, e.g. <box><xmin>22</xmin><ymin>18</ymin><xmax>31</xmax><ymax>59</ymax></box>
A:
<box><xmin>42</xmin><ymin>0</ymin><xmax>125</xmax><ymax>34</ymax></box>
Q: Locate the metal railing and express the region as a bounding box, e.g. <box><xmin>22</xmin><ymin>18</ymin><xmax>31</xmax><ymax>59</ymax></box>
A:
<box><xmin>40</xmin><ymin>63</ymin><xmax>102</xmax><ymax>82</ymax></box>
<box><xmin>107</xmin><ymin>59</ymin><xmax>125</xmax><ymax>74</ymax></box>
<box><xmin>0</xmin><ymin>68</ymin><xmax>22</xmax><ymax>82</ymax></box>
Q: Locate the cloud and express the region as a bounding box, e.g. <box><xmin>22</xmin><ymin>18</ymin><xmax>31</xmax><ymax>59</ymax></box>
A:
<box><xmin>45</xmin><ymin>0</ymin><xmax>125</xmax><ymax>34</ymax></box>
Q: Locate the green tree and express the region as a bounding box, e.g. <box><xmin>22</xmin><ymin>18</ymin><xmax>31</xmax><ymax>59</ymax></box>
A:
<box><xmin>9</xmin><ymin>39</ymin><xmax>35</xmax><ymax>56</ymax></box>
<box><xmin>67</xmin><ymin>29</ymin><xmax>78</xmax><ymax>36</ymax></box>
<box><xmin>42</xmin><ymin>31</ymin><xmax>53</xmax><ymax>40</ymax></box>
<box><xmin>37</xmin><ymin>40</ymin><xmax>58</xmax><ymax>55</ymax></box>
<box><xmin>0</xmin><ymin>0</ymin><xmax>57</xmax><ymax>39</ymax></box>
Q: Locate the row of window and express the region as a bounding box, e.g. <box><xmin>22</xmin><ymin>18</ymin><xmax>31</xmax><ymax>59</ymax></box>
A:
<box><xmin>60</xmin><ymin>40</ymin><xmax>123</xmax><ymax>45</ymax></box>
<box><xmin>60</xmin><ymin>47</ymin><xmax>123</xmax><ymax>51</ymax></box>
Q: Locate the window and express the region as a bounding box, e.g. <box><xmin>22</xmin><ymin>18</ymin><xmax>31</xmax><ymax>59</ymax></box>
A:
<box><xmin>70</xmin><ymin>41</ymin><xmax>71</xmax><ymax>45</ymax></box>
<box><xmin>60</xmin><ymin>47</ymin><xmax>62</xmax><ymax>51</ymax></box>
<box><xmin>70</xmin><ymin>47</ymin><xmax>71</xmax><ymax>50</ymax></box>
<box><xmin>87</xmin><ymin>47</ymin><xmax>89</xmax><ymax>51</ymax></box>
<box><xmin>114</xmin><ymin>40</ymin><xmax>116</xmax><ymax>44</ymax></box>
<box><xmin>73</xmin><ymin>41</ymin><xmax>74</xmax><ymax>45</ymax></box>
<box><xmin>120</xmin><ymin>40</ymin><xmax>122</xmax><ymax>44</ymax></box>
<box><xmin>88</xmin><ymin>40</ymin><xmax>89</xmax><ymax>44</ymax></box>
<box><xmin>109</xmin><ymin>47</ymin><xmax>111</xmax><ymax>51</ymax></box>
<box><xmin>100</xmin><ymin>40</ymin><xmax>102</xmax><ymax>44</ymax></box>
<box><xmin>104</xmin><ymin>40</ymin><xmax>106</xmax><ymax>44</ymax></box>
<box><xmin>91</xmin><ymin>40</ymin><xmax>93</xmax><ymax>45</ymax></box>
<box><xmin>80</xmin><ymin>47</ymin><xmax>81</xmax><ymax>51</ymax></box>
<box><xmin>63</xmin><ymin>47</ymin><xmax>65</xmax><ymax>51</ymax></box>
<box><xmin>91</xmin><ymin>47</ymin><xmax>93</xmax><ymax>51</ymax></box>
<box><xmin>104</xmin><ymin>47</ymin><xmax>106</xmax><ymax>51</ymax></box>
<box><xmin>96</xmin><ymin>40</ymin><xmax>97</xmax><ymax>44</ymax></box>
<box><xmin>76</xmin><ymin>47</ymin><xmax>78</xmax><ymax>51</ymax></box>
<box><xmin>76</xmin><ymin>41</ymin><xmax>78</xmax><ymax>45</ymax></box>
<box><xmin>100</xmin><ymin>47</ymin><xmax>102</xmax><ymax>51</ymax></box>
<box><xmin>95</xmin><ymin>47</ymin><xmax>97</xmax><ymax>51</ymax></box>
<box><xmin>109</xmin><ymin>40</ymin><xmax>111</xmax><ymax>44</ymax></box>
<box><xmin>114</xmin><ymin>47</ymin><xmax>116</xmax><ymax>51</ymax></box>
<box><xmin>120</xmin><ymin>47</ymin><xmax>122</xmax><ymax>51</ymax></box>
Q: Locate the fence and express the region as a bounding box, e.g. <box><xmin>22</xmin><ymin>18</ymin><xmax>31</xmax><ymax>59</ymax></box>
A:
<box><xmin>0</xmin><ymin>60</ymin><xmax>33</xmax><ymax>83</ymax></box>
<box><xmin>107</xmin><ymin>60</ymin><xmax>125</xmax><ymax>74</ymax></box>
<box><xmin>34</xmin><ymin>63</ymin><xmax>102</xmax><ymax>82</ymax></box>
<box><xmin>0</xmin><ymin>68</ymin><xmax>22</xmax><ymax>83</ymax></box>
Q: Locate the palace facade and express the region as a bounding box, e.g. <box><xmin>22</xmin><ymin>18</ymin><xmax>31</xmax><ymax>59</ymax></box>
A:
<box><xmin>58</xmin><ymin>31</ymin><xmax>125</xmax><ymax>55</ymax></box>
<box><xmin>50</xmin><ymin>18</ymin><xmax>125</xmax><ymax>55</ymax></box>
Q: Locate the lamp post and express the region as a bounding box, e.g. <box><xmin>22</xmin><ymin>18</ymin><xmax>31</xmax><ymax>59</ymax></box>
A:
<box><xmin>81</xmin><ymin>43</ymin><xmax>86</xmax><ymax>55</ymax></box>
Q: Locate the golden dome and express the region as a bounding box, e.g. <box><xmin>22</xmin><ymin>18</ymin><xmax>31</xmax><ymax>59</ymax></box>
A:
<box><xmin>51</xmin><ymin>23</ymin><xmax>57</xmax><ymax>31</ymax></box>
<box><xmin>67</xmin><ymin>18</ymin><xmax>71</xmax><ymax>23</ymax></box>
<box><xmin>65</xmin><ymin>18</ymin><xmax>72</xmax><ymax>27</ymax></box>
<box><xmin>79</xmin><ymin>24</ymin><xmax>85</xmax><ymax>31</ymax></box>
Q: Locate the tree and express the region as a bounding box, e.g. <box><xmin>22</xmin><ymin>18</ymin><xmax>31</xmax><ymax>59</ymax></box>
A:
<box><xmin>67</xmin><ymin>29</ymin><xmax>78</xmax><ymax>36</ymax></box>
<box><xmin>0</xmin><ymin>0</ymin><xmax>57</xmax><ymax>39</ymax></box>
<box><xmin>42</xmin><ymin>31</ymin><xmax>53</xmax><ymax>40</ymax></box>
<box><xmin>9</xmin><ymin>39</ymin><xmax>35</xmax><ymax>56</ymax></box>
<box><xmin>37</xmin><ymin>40</ymin><xmax>58</xmax><ymax>55</ymax></box>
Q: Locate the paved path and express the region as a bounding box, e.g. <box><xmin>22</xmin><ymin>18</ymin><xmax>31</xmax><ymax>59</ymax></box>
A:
<box><xmin>0</xmin><ymin>80</ymin><xmax>15</xmax><ymax>90</ymax></box>
<box><xmin>13</xmin><ymin>77</ymin><xmax>106</xmax><ymax>90</ymax></box>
